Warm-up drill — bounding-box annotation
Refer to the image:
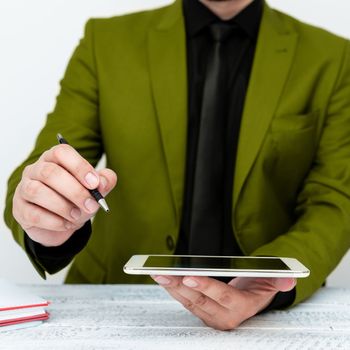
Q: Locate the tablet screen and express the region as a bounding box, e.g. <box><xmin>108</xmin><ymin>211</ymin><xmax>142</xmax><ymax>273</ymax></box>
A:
<box><xmin>144</xmin><ymin>256</ymin><xmax>290</xmax><ymax>271</ymax></box>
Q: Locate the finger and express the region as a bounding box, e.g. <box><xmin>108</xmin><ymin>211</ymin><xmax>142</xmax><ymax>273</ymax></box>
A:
<box><xmin>151</xmin><ymin>275</ymin><xmax>182</xmax><ymax>287</ymax></box>
<box><xmin>164</xmin><ymin>288</ymin><xmax>214</xmax><ymax>322</ymax></box>
<box><xmin>182</xmin><ymin>276</ymin><xmax>243</xmax><ymax>309</ymax></box>
<box><xmin>18</xmin><ymin>196</ymin><xmax>75</xmax><ymax>232</ymax></box>
<box><xmin>28</xmin><ymin>161</ymin><xmax>99</xmax><ymax>215</ymax></box>
<box><xmin>152</xmin><ymin>275</ymin><xmax>227</xmax><ymax>317</ymax></box>
<box><xmin>230</xmin><ymin>277</ymin><xmax>297</xmax><ymax>293</ymax></box>
<box><xmin>41</xmin><ymin>144</ymin><xmax>100</xmax><ymax>189</ymax></box>
<box><xmin>151</xmin><ymin>276</ymin><xmax>223</xmax><ymax>329</ymax></box>
<box><xmin>165</xmin><ymin>287</ymin><xmax>239</xmax><ymax>331</ymax></box>
<box><xmin>265</xmin><ymin>278</ymin><xmax>296</xmax><ymax>292</ymax></box>
<box><xmin>96</xmin><ymin>168</ymin><xmax>118</xmax><ymax>196</ymax></box>
<box><xmin>19</xmin><ymin>178</ymin><xmax>82</xmax><ymax>224</ymax></box>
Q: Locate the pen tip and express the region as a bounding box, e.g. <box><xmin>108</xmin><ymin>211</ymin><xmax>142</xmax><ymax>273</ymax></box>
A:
<box><xmin>99</xmin><ymin>199</ymin><xmax>110</xmax><ymax>213</ymax></box>
<box><xmin>56</xmin><ymin>133</ymin><xmax>63</xmax><ymax>142</ymax></box>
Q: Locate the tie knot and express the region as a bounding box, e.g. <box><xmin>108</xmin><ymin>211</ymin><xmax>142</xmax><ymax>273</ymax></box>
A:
<box><xmin>209</xmin><ymin>22</ymin><xmax>236</xmax><ymax>43</ymax></box>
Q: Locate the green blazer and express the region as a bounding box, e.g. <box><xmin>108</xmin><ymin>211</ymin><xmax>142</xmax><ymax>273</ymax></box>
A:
<box><xmin>4</xmin><ymin>0</ymin><xmax>350</xmax><ymax>306</ymax></box>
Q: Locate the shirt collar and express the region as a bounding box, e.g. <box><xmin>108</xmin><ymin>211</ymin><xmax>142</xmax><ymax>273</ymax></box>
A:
<box><xmin>183</xmin><ymin>0</ymin><xmax>263</xmax><ymax>39</ymax></box>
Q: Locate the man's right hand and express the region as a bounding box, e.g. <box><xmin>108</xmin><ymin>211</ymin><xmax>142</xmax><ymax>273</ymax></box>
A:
<box><xmin>12</xmin><ymin>144</ymin><xmax>117</xmax><ymax>247</ymax></box>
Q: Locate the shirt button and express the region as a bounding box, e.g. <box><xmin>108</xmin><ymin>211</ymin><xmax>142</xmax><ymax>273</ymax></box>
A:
<box><xmin>166</xmin><ymin>235</ymin><xmax>175</xmax><ymax>251</ymax></box>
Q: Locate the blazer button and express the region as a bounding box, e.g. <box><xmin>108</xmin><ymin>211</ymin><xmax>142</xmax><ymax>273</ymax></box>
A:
<box><xmin>166</xmin><ymin>235</ymin><xmax>175</xmax><ymax>251</ymax></box>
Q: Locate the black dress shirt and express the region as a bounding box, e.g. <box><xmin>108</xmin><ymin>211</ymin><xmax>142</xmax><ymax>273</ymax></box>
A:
<box><xmin>177</xmin><ymin>0</ymin><xmax>261</xmax><ymax>256</ymax></box>
<box><xmin>25</xmin><ymin>0</ymin><xmax>295</xmax><ymax>311</ymax></box>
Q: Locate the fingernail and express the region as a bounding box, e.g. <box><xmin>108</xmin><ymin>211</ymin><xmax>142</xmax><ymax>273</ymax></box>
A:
<box><xmin>154</xmin><ymin>276</ymin><xmax>171</xmax><ymax>285</ymax></box>
<box><xmin>183</xmin><ymin>278</ymin><xmax>198</xmax><ymax>288</ymax></box>
<box><xmin>100</xmin><ymin>176</ymin><xmax>107</xmax><ymax>190</ymax></box>
<box><xmin>85</xmin><ymin>172</ymin><xmax>98</xmax><ymax>188</ymax></box>
<box><xmin>71</xmin><ymin>208</ymin><xmax>81</xmax><ymax>220</ymax></box>
<box><xmin>85</xmin><ymin>198</ymin><xmax>99</xmax><ymax>213</ymax></box>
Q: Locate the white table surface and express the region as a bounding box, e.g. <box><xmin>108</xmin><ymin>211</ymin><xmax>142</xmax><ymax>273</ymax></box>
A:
<box><xmin>1</xmin><ymin>285</ymin><xmax>350</xmax><ymax>349</ymax></box>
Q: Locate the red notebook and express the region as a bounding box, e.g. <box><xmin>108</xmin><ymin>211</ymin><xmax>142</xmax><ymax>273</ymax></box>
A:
<box><xmin>0</xmin><ymin>280</ymin><xmax>49</xmax><ymax>330</ymax></box>
<box><xmin>0</xmin><ymin>312</ymin><xmax>49</xmax><ymax>327</ymax></box>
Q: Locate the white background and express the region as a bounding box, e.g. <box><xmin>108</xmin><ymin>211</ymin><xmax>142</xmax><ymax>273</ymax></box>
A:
<box><xmin>0</xmin><ymin>0</ymin><xmax>349</xmax><ymax>285</ymax></box>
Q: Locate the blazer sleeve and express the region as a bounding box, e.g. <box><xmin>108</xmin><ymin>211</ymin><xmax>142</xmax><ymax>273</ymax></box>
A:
<box><xmin>3</xmin><ymin>19</ymin><xmax>102</xmax><ymax>278</ymax></box>
<box><xmin>251</xmin><ymin>41</ymin><xmax>350</xmax><ymax>305</ymax></box>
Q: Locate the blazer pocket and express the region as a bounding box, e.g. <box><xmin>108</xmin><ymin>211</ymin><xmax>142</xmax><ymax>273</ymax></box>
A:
<box><xmin>271</xmin><ymin>110</ymin><xmax>319</xmax><ymax>132</ymax></box>
<box><xmin>266</xmin><ymin>111</ymin><xmax>319</xmax><ymax>193</ymax></box>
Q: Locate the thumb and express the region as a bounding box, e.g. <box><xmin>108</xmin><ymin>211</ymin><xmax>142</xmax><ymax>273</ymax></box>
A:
<box><xmin>96</xmin><ymin>168</ymin><xmax>118</xmax><ymax>196</ymax></box>
<box><xmin>272</xmin><ymin>278</ymin><xmax>297</xmax><ymax>292</ymax></box>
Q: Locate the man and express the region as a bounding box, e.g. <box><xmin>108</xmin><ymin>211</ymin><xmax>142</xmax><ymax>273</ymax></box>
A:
<box><xmin>4</xmin><ymin>0</ymin><xmax>350</xmax><ymax>330</ymax></box>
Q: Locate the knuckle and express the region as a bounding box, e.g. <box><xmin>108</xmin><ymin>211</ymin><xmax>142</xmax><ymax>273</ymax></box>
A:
<box><xmin>50</xmin><ymin>144</ymin><xmax>67</xmax><ymax>162</ymax></box>
<box><xmin>218</xmin><ymin>292</ymin><xmax>233</xmax><ymax>306</ymax></box>
<box><xmin>26</xmin><ymin>208</ymin><xmax>41</xmax><ymax>226</ymax></box>
<box><xmin>39</xmin><ymin>162</ymin><xmax>59</xmax><ymax>181</ymax></box>
<box><xmin>193</xmin><ymin>294</ymin><xmax>208</xmax><ymax>307</ymax></box>
<box><xmin>22</xmin><ymin>164</ymin><xmax>33</xmax><ymax>177</ymax></box>
<box><xmin>40</xmin><ymin>150</ymin><xmax>50</xmax><ymax>161</ymax></box>
<box><xmin>183</xmin><ymin>300</ymin><xmax>196</xmax><ymax>311</ymax></box>
<box><xmin>23</xmin><ymin>180</ymin><xmax>41</xmax><ymax>198</ymax></box>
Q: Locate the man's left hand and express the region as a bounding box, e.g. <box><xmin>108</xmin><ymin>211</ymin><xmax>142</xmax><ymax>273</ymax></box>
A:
<box><xmin>151</xmin><ymin>275</ymin><xmax>296</xmax><ymax>330</ymax></box>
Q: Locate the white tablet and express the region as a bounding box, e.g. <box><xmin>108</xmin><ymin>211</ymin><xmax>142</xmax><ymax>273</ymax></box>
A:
<box><xmin>123</xmin><ymin>255</ymin><xmax>310</xmax><ymax>278</ymax></box>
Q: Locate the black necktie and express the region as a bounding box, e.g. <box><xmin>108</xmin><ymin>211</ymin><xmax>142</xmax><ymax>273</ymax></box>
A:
<box><xmin>189</xmin><ymin>23</ymin><xmax>234</xmax><ymax>255</ymax></box>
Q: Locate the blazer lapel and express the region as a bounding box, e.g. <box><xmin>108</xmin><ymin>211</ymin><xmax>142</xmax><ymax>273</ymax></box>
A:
<box><xmin>148</xmin><ymin>0</ymin><xmax>188</xmax><ymax>223</ymax></box>
<box><xmin>233</xmin><ymin>4</ymin><xmax>299</xmax><ymax>209</ymax></box>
